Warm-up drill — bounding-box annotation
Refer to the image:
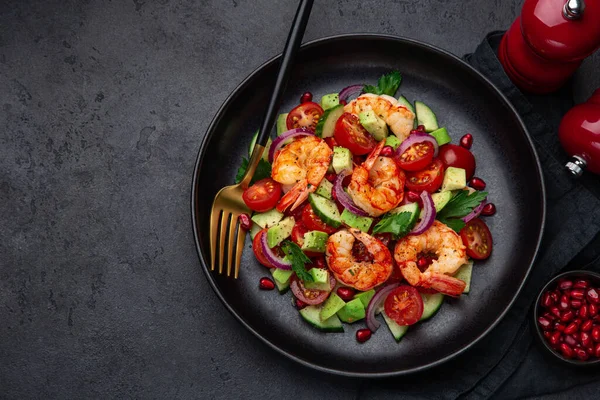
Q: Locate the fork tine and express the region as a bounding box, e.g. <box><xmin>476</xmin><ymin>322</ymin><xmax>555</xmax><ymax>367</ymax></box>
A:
<box><xmin>210</xmin><ymin>207</ymin><xmax>221</xmax><ymax>271</ymax></box>
<box><xmin>226</xmin><ymin>214</ymin><xmax>238</xmax><ymax>277</ymax></box>
<box><xmin>234</xmin><ymin>224</ymin><xmax>246</xmax><ymax>279</ymax></box>
<box><xmin>218</xmin><ymin>212</ymin><xmax>230</xmax><ymax>274</ymax></box>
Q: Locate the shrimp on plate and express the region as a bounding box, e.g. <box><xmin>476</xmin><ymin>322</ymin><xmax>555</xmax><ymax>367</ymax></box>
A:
<box><xmin>394</xmin><ymin>220</ymin><xmax>469</xmax><ymax>297</ymax></box>
<box><xmin>344</xmin><ymin>93</ymin><xmax>415</xmax><ymax>142</ymax></box>
<box><xmin>271</xmin><ymin>135</ymin><xmax>332</xmax><ymax>212</ymax></box>
<box><xmin>347</xmin><ymin>140</ymin><xmax>406</xmax><ymax>217</ymax></box>
<box><xmin>326</xmin><ymin>228</ymin><xmax>393</xmax><ymax>291</ymax></box>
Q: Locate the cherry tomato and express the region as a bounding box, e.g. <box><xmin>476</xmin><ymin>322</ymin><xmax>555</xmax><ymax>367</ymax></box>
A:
<box><xmin>252</xmin><ymin>229</ymin><xmax>274</xmax><ymax>268</ymax></box>
<box><xmin>324</xmin><ymin>137</ymin><xmax>338</xmax><ymax>149</ymax></box>
<box><xmin>242</xmin><ymin>178</ymin><xmax>282</xmax><ymax>212</ymax></box>
<box><xmin>397</xmin><ymin>141</ymin><xmax>435</xmax><ymax>171</ymax></box>
<box><xmin>384</xmin><ymin>285</ymin><xmax>424</xmax><ymax>325</ymax></box>
<box><xmin>438</xmin><ymin>144</ymin><xmax>476</xmax><ymax>179</ymax></box>
<box><xmin>286</xmin><ymin>101</ymin><xmax>324</xmax><ymax>131</ymax></box>
<box><xmin>301</xmin><ymin>204</ymin><xmax>338</xmax><ymax>234</ymax></box>
<box><xmin>290</xmin><ymin>275</ymin><xmax>334</xmax><ymax>305</ymax></box>
<box><xmin>459</xmin><ymin>218</ymin><xmax>493</xmax><ymax>260</ymax></box>
<box><xmin>291</xmin><ymin>222</ymin><xmax>322</xmax><ymax>257</ymax></box>
<box><xmin>405</xmin><ymin>158</ymin><xmax>445</xmax><ymax>193</ymax></box>
<box><xmin>333</xmin><ymin>112</ymin><xmax>377</xmax><ymax>155</ymax></box>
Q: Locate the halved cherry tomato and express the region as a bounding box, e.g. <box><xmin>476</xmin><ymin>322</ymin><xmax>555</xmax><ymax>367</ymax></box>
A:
<box><xmin>252</xmin><ymin>229</ymin><xmax>274</xmax><ymax>268</ymax></box>
<box><xmin>301</xmin><ymin>204</ymin><xmax>338</xmax><ymax>234</ymax></box>
<box><xmin>405</xmin><ymin>158</ymin><xmax>445</xmax><ymax>193</ymax></box>
<box><xmin>286</xmin><ymin>101</ymin><xmax>324</xmax><ymax>131</ymax></box>
<box><xmin>438</xmin><ymin>144</ymin><xmax>476</xmax><ymax>179</ymax></box>
<box><xmin>290</xmin><ymin>275</ymin><xmax>335</xmax><ymax>305</ymax></box>
<box><xmin>384</xmin><ymin>285</ymin><xmax>424</xmax><ymax>325</ymax></box>
<box><xmin>397</xmin><ymin>142</ymin><xmax>435</xmax><ymax>171</ymax></box>
<box><xmin>333</xmin><ymin>112</ymin><xmax>377</xmax><ymax>155</ymax></box>
<box><xmin>242</xmin><ymin>178</ymin><xmax>282</xmax><ymax>212</ymax></box>
<box><xmin>291</xmin><ymin>222</ymin><xmax>322</xmax><ymax>257</ymax></box>
<box><xmin>459</xmin><ymin>218</ymin><xmax>493</xmax><ymax>260</ymax></box>
<box><xmin>324</xmin><ymin>137</ymin><xmax>338</xmax><ymax>149</ymax></box>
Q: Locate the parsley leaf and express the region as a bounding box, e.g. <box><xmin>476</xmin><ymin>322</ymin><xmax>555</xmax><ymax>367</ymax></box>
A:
<box><xmin>281</xmin><ymin>241</ymin><xmax>314</xmax><ymax>283</ymax></box>
<box><xmin>235</xmin><ymin>157</ymin><xmax>272</xmax><ymax>184</ymax></box>
<box><xmin>437</xmin><ymin>190</ymin><xmax>488</xmax><ymax>221</ymax></box>
<box><xmin>442</xmin><ymin>218</ymin><xmax>466</xmax><ymax>233</ymax></box>
<box><xmin>372</xmin><ymin>211</ymin><xmax>418</xmax><ymax>239</ymax></box>
<box><xmin>363</xmin><ymin>70</ymin><xmax>402</xmax><ymax>96</ymax></box>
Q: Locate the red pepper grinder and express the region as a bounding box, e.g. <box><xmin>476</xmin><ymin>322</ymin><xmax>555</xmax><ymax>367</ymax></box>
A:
<box><xmin>498</xmin><ymin>0</ymin><xmax>600</xmax><ymax>94</ymax></box>
<box><xmin>559</xmin><ymin>88</ymin><xmax>600</xmax><ymax>176</ymax></box>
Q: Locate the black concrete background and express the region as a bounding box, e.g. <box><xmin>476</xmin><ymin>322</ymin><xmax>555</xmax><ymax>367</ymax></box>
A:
<box><xmin>1</xmin><ymin>1</ymin><xmax>599</xmax><ymax>399</ymax></box>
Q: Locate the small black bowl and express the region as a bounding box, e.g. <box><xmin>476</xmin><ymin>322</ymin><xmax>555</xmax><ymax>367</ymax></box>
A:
<box><xmin>533</xmin><ymin>270</ymin><xmax>600</xmax><ymax>366</ymax></box>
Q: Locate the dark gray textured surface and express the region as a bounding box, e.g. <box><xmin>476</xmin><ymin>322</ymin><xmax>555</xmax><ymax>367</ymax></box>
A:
<box><xmin>1</xmin><ymin>0</ymin><xmax>599</xmax><ymax>399</ymax></box>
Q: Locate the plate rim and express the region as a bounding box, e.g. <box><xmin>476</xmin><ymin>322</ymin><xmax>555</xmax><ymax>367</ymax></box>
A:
<box><xmin>190</xmin><ymin>33</ymin><xmax>547</xmax><ymax>377</ymax></box>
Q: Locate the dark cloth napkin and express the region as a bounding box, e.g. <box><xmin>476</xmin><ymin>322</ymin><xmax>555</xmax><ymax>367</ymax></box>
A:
<box><xmin>358</xmin><ymin>32</ymin><xmax>600</xmax><ymax>399</ymax></box>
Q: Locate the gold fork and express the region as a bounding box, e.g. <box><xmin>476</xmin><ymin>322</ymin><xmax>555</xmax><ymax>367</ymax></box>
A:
<box><xmin>209</xmin><ymin>0</ymin><xmax>314</xmax><ymax>278</ymax></box>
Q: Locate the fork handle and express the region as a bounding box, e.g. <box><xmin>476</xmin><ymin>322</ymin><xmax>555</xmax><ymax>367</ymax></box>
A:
<box><xmin>241</xmin><ymin>0</ymin><xmax>314</xmax><ymax>188</ymax></box>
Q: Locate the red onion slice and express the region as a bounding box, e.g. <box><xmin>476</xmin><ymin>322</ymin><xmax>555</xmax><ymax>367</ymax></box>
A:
<box><xmin>260</xmin><ymin>230</ymin><xmax>292</xmax><ymax>270</ymax></box>
<box><xmin>462</xmin><ymin>197</ymin><xmax>487</xmax><ymax>223</ymax></box>
<box><xmin>410</xmin><ymin>191</ymin><xmax>436</xmax><ymax>235</ymax></box>
<box><xmin>338</xmin><ymin>84</ymin><xmax>363</xmax><ymax>102</ymax></box>
<box><xmin>396</xmin><ymin>132</ymin><xmax>439</xmax><ymax>159</ymax></box>
<box><xmin>268</xmin><ymin>128</ymin><xmax>314</xmax><ymax>163</ymax></box>
<box><xmin>334</xmin><ymin>170</ymin><xmax>370</xmax><ymax>217</ymax></box>
<box><xmin>366</xmin><ymin>282</ymin><xmax>400</xmax><ymax>332</ymax></box>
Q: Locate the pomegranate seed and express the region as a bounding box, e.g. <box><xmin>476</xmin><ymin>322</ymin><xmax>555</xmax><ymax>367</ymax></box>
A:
<box><xmin>417</xmin><ymin>125</ymin><xmax>426</xmax><ymax>132</ymax></box>
<box><xmin>551</xmin><ymin>291</ymin><xmax>560</xmax><ymax>302</ymax></box>
<box><xmin>380</xmin><ymin>146</ymin><xmax>394</xmax><ymax>157</ymax></box>
<box><xmin>590</xmin><ymin>303</ymin><xmax>598</xmax><ymax>317</ymax></box>
<box><xmin>561</xmin><ymin>310</ymin><xmax>575</xmax><ymax>323</ymax></box>
<box><xmin>460</xmin><ymin>133</ymin><xmax>473</xmax><ymax>149</ymax></box>
<box><xmin>238</xmin><ymin>213</ymin><xmax>252</xmax><ymax>231</ymax></box>
<box><xmin>559</xmin><ymin>295</ymin><xmax>570</xmax><ymax>310</ymax></box>
<box><xmin>340</xmin><ymin>99</ymin><xmax>347</xmax><ymax>106</ymax></box>
<box><xmin>574</xmin><ymin>279</ymin><xmax>590</xmax><ymax>289</ymax></box>
<box><xmin>560</xmin><ymin>343</ymin><xmax>574</xmax><ymax>359</ymax></box>
<box><xmin>571</xmin><ymin>288</ymin><xmax>585</xmax><ymax>300</ymax></box>
<box><xmin>356</xmin><ymin>328</ymin><xmax>372</xmax><ymax>343</ymax></box>
<box><xmin>550</xmin><ymin>331</ymin><xmax>562</xmax><ymax>346</ymax></box>
<box><xmin>406</xmin><ymin>191</ymin><xmax>421</xmax><ymax>205</ymax></box>
<box><xmin>417</xmin><ymin>256</ymin><xmax>429</xmax><ymax>270</ymax></box>
<box><xmin>574</xmin><ymin>346</ymin><xmax>589</xmax><ymax>361</ymax></box>
<box><xmin>564</xmin><ymin>334</ymin><xmax>577</xmax><ymax>347</ymax></box>
<box><xmin>295</xmin><ymin>298</ymin><xmax>306</xmax><ymax>309</ymax></box>
<box><xmin>573</xmin><ymin>318</ymin><xmax>582</xmax><ymax>326</ymax></box>
<box><xmin>538</xmin><ymin>316</ymin><xmax>552</xmax><ymax>329</ymax></box>
<box><xmin>336</xmin><ymin>287</ymin><xmax>355</xmax><ymax>302</ymax></box>
<box><xmin>325</xmin><ymin>173</ymin><xmax>337</xmax><ymax>183</ymax></box>
<box><xmin>581</xmin><ymin>331</ymin><xmax>592</xmax><ymax>347</ymax></box>
<box><xmin>592</xmin><ymin>326</ymin><xmax>600</xmax><ymax>342</ymax></box>
<box><xmin>572</xmin><ymin>332</ymin><xmax>580</xmax><ymax>341</ymax></box>
<box><xmin>259</xmin><ymin>277</ymin><xmax>275</xmax><ymax>290</ymax></box>
<box><xmin>543</xmin><ymin>330</ymin><xmax>552</xmax><ymax>339</ymax></box>
<box><xmin>570</xmin><ymin>299</ymin><xmax>583</xmax><ymax>309</ymax></box>
<box><xmin>469</xmin><ymin>177</ymin><xmax>486</xmax><ymax>191</ymax></box>
<box><xmin>554</xmin><ymin>323</ymin><xmax>566</xmax><ymax>332</ymax></box>
<box><xmin>587</xmin><ymin>346</ymin><xmax>595</xmax><ymax>355</ymax></box>
<box><xmin>300</xmin><ymin>91</ymin><xmax>313</xmax><ymax>103</ymax></box>
<box><xmin>586</xmin><ymin>288</ymin><xmax>599</xmax><ymax>304</ymax></box>
<box><xmin>564</xmin><ymin>321</ymin><xmax>578</xmax><ymax>334</ymax></box>
<box><xmin>543</xmin><ymin>312</ymin><xmax>556</xmax><ymax>321</ymax></box>
<box><xmin>550</xmin><ymin>306</ymin><xmax>562</xmax><ymax>318</ymax></box>
<box><xmin>558</xmin><ymin>279</ymin><xmax>573</xmax><ymax>290</ymax></box>
<box><xmin>595</xmin><ymin>343</ymin><xmax>600</xmax><ymax>357</ymax></box>
<box><xmin>481</xmin><ymin>203</ymin><xmax>497</xmax><ymax>216</ymax></box>
<box><xmin>312</xmin><ymin>256</ymin><xmax>326</xmax><ymax>269</ymax></box>
<box><xmin>579</xmin><ymin>304</ymin><xmax>589</xmax><ymax>319</ymax></box>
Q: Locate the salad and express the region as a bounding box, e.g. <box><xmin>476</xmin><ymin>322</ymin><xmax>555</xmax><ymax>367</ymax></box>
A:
<box><xmin>236</xmin><ymin>71</ymin><xmax>495</xmax><ymax>343</ymax></box>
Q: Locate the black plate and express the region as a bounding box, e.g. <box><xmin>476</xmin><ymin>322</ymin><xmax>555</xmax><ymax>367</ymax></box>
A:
<box><xmin>191</xmin><ymin>34</ymin><xmax>545</xmax><ymax>377</ymax></box>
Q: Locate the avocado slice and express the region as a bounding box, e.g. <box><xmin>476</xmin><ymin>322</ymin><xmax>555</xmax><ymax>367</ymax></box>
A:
<box><xmin>301</xmin><ymin>231</ymin><xmax>328</xmax><ymax>253</ymax></box>
<box><xmin>332</xmin><ymin>146</ymin><xmax>353</xmax><ymax>174</ymax></box>
<box><xmin>441</xmin><ymin>167</ymin><xmax>467</xmax><ymax>192</ymax></box>
<box><xmin>337</xmin><ymin>298</ymin><xmax>366</xmax><ymax>323</ymax></box>
<box><xmin>431</xmin><ymin>191</ymin><xmax>453</xmax><ymax>212</ymax></box>
<box><xmin>320</xmin><ymin>93</ymin><xmax>340</xmax><ymax>110</ymax></box>
<box><xmin>359</xmin><ymin>110</ymin><xmax>388</xmax><ymax>141</ymax></box>
<box><xmin>251</xmin><ymin>208</ymin><xmax>284</xmax><ymax>229</ymax></box>
<box><xmin>314</xmin><ymin>179</ymin><xmax>333</xmax><ymax>200</ymax></box>
<box><xmin>266</xmin><ymin>217</ymin><xmax>295</xmax><ymax>248</ymax></box>
<box><xmin>353</xmin><ymin>289</ymin><xmax>376</xmax><ymax>308</ymax></box>
<box><xmin>320</xmin><ymin>292</ymin><xmax>346</xmax><ymax>321</ymax></box>
<box><xmin>385</xmin><ymin>135</ymin><xmax>402</xmax><ymax>150</ymax></box>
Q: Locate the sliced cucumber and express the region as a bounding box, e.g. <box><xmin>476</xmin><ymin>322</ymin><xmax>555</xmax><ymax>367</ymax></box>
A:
<box><xmin>454</xmin><ymin>261</ymin><xmax>473</xmax><ymax>293</ymax></box>
<box><xmin>316</xmin><ymin>104</ymin><xmax>344</xmax><ymax>138</ymax></box>
<box><xmin>249</xmin><ymin>223</ymin><xmax>261</xmax><ymax>240</ymax></box>
<box><xmin>248</xmin><ymin>130</ymin><xmax>273</xmax><ymax>161</ymax></box>
<box><xmin>415</xmin><ymin>101</ymin><xmax>439</xmax><ymax>133</ymax></box>
<box><xmin>419</xmin><ymin>293</ymin><xmax>445</xmax><ymax>321</ymax></box>
<box><xmin>397</xmin><ymin>95</ymin><xmax>415</xmax><ymax>114</ymax></box>
<box><xmin>308</xmin><ymin>193</ymin><xmax>342</xmax><ymax>228</ymax></box>
<box><xmin>276</xmin><ymin>113</ymin><xmax>289</xmax><ymax>136</ymax></box>
<box><xmin>299</xmin><ymin>305</ymin><xmax>344</xmax><ymax>332</ymax></box>
<box><xmin>382</xmin><ymin>310</ymin><xmax>409</xmax><ymax>342</ymax></box>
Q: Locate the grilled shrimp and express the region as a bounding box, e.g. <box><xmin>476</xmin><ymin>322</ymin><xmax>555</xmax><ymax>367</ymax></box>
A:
<box><xmin>394</xmin><ymin>221</ymin><xmax>469</xmax><ymax>297</ymax></box>
<box><xmin>326</xmin><ymin>228</ymin><xmax>393</xmax><ymax>291</ymax></box>
<box><xmin>344</xmin><ymin>93</ymin><xmax>415</xmax><ymax>141</ymax></box>
<box><xmin>347</xmin><ymin>140</ymin><xmax>406</xmax><ymax>217</ymax></box>
<box><xmin>271</xmin><ymin>135</ymin><xmax>332</xmax><ymax>211</ymax></box>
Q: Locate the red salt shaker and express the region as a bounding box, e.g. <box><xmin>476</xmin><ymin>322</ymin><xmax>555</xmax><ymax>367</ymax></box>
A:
<box><xmin>498</xmin><ymin>0</ymin><xmax>600</xmax><ymax>94</ymax></box>
<box><xmin>559</xmin><ymin>89</ymin><xmax>600</xmax><ymax>176</ymax></box>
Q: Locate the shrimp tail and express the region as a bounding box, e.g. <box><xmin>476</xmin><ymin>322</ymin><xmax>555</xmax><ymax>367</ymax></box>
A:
<box><xmin>424</xmin><ymin>273</ymin><xmax>466</xmax><ymax>297</ymax></box>
<box><xmin>276</xmin><ymin>179</ymin><xmax>316</xmax><ymax>212</ymax></box>
<box><xmin>363</xmin><ymin>140</ymin><xmax>386</xmax><ymax>170</ymax></box>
